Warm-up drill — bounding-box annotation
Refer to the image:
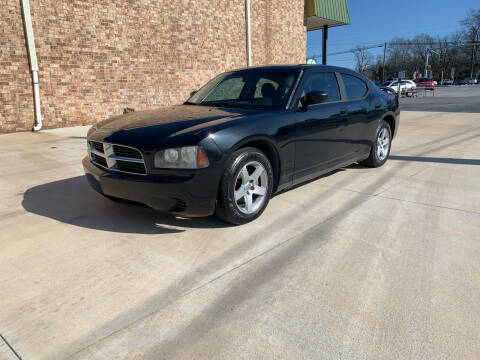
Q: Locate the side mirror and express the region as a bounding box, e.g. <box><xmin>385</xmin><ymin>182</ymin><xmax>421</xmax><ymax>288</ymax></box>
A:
<box><xmin>303</xmin><ymin>91</ymin><xmax>328</xmax><ymax>107</ymax></box>
<box><xmin>190</xmin><ymin>90</ymin><xmax>197</xmax><ymax>97</ymax></box>
<box><xmin>379</xmin><ymin>86</ymin><xmax>396</xmax><ymax>94</ymax></box>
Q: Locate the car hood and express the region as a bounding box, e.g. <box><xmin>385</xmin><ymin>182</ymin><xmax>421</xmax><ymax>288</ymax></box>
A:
<box><xmin>96</xmin><ymin>105</ymin><xmax>253</xmax><ymax>130</ymax></box>
<box><xmin>90</xmin><ymin>104</ymin><xmax>265</xmax><ymax>150</ymax></box>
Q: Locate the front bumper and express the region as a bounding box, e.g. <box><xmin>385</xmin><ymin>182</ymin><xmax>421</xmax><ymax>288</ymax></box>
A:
<box><xmin>83</xmin><ymin>156</ymin><xmax>218</xmax><ymax>217</ymax></box>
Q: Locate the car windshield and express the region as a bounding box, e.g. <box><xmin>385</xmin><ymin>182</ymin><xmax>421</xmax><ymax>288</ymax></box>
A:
<box><xmin>186</xmin><ymin>69</ymin><xmax>300</xmax><ymax>109</ymax></box>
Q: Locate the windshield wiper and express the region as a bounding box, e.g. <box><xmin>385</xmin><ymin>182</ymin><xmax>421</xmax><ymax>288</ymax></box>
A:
<box><xmin>201</xmin><ymin>102</ymin><xmax>239</xmax><ymax>108</ymax></box>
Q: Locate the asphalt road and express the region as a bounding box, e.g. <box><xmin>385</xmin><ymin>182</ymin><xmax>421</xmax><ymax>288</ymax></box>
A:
<box><xmin>400</xmin><ymin>85</ymin><xmax>480</xmax><ymax>113</ymax></box>
<box><xmin>1</xmin><ymin>97</ymin><xmax>479</xmax><ymax>359</ymax></box>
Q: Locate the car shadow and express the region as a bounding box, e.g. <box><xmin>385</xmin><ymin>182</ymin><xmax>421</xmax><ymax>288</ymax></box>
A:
<box><xmin>22</xmin><ymin>176</ymin><xmax>231</xmax><ymax>234</ymax></box>
<box><xmin>273</xmin><ymin>167</ymin><xmax>346</xmax><ymax>196</ymax></box>
<box><xmin>389</xmin><ymin>155</ymin><xmax>480</xmax><ymax>165</ymax></box>
<box><xmin>22</xmin><ymin>165</ymin><xmax>366</xmax><ymax>234</ymax></box>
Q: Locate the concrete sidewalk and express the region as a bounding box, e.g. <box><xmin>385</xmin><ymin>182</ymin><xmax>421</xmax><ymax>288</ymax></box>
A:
<box><xmin>1</xmin><ymin>111</ymin><xmax>479</xmax><ymax>359</ymax></box>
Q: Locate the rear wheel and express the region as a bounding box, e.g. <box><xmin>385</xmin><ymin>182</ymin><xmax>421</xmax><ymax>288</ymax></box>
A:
<box><xmin>363</xmin><ymin>121</ymin><xmax>392</xmax><ymax>168</ymax></box>
<box><xmin>216</xmin><ymin>147</ymin><xmax>273</xmax><ymax>225</ymax></box>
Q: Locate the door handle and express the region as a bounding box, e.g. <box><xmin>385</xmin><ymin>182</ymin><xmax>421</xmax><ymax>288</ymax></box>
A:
<box><xmin>340</xmin><ymin>108</ymin><xmax>348</xmax><ymax>115</ymax></box>
<box><xmin>375</xmin><ymin>104</ymin><xmax>381</xmax><ymax>110</ymax></box>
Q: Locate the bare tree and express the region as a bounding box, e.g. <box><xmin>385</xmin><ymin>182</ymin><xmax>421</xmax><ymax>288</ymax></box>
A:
<box><xmin>460</xmin><ymin>9</ymin><xmax>480</xmax><ymax>78</ymax></box>
<box><xmin>351</xmin><ymin>8</ymin><xmax>480</xmax><ymax>81</ymax></box>
<box><xmin>353</xmin><ymin>45</ymin><xmax>373</xmax><ymax>74</ymax></box>
<box><xmin>385</xmin><ymin>38</ymin><xmax>413</xmax><ymax>78</ymax></box>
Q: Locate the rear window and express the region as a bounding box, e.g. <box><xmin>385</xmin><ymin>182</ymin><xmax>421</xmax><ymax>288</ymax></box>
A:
<box><xmin>342</xmin><ymin>74</ymin><xmax>368</xmax><ymax>99</ymax></box>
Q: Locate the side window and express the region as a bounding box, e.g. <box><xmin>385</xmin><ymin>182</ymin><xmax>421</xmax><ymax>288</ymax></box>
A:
<box><xmin>302</xmin><ymin>72</ymin><xmax>341</xmax><ymax>102</ymax></box>
<box><xmin>204</xmin><ymin>77</ymin><xmax>245</xmax><ymax>101</ymax></box>
<box><xmin>342</xmin><ymin>74</ymin><xmax>368</xmax><ymax>99</ymax></box>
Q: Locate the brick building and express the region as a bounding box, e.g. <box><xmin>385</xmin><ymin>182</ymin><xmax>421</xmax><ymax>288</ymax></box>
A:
<box><xmin>0</xmin><ymin>0</ymin><xmax>349</xmax><ymax>133</ymax></box>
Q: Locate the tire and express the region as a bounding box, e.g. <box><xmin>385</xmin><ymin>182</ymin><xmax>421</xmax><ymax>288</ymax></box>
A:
<box><xmin>362</xmin><ymin>120</ymin><xmax>392</xmax><ymax>168</ymax></box>
<box><xmin>216</xmin><ymin>147</ymin><xmax>274</xmax><ymax>225</ymax></box>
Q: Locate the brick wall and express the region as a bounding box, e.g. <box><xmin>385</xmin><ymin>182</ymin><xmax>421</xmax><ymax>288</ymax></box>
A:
<box><xmin>0</xmin><ymin>0</ymin><xmax>35</xmax><ymax>132</ymax></box>
<box><xmin>0</xmin><ymin>0</ymin><xmax>306</xmax><ymax>133</ymax></box>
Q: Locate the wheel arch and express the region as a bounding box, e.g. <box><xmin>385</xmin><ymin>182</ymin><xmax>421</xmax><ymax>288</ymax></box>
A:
<box><xmin>229</xmin><ymin>135</ymin><xmax>281</xmax><ymax>192</ymax></box>
<box><xmin>381</xmin><ymin>113</ymin><xmax>396</xmax><ymax>137</ymax></box>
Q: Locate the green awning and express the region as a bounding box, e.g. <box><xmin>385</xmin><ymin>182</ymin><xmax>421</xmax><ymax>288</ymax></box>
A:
<box><xmin>305</xmin><ymin>0</ymin><xmax>351</xmax><ymax>31</ymax></box>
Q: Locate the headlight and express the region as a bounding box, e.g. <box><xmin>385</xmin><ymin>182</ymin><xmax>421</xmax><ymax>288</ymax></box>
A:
<box><xmin>154</xmin><ymin>146</ymin><xmax>209</xmax><ymax>169</ymax></box>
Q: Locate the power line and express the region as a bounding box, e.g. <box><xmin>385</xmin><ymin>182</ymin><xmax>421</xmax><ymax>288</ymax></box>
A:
<box><xmin>309</xmin><ymin>41</ymin><xmax>480</xmax><ymax>60</ymax></box>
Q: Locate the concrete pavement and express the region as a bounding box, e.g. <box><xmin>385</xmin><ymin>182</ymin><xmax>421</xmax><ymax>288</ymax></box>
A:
<box><xmin>0</xmin><ymin>110</ymin><xmax>479</xmax><ymax>359</ymax></box>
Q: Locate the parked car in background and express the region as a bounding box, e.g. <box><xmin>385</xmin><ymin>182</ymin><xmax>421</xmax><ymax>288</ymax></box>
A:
<box><xmin>83</xmin><ymin>65</ymin><xmax>399</xmax><ymax>224</ymax></box>
<box><xmin>382</xmin><ymin>80</ymin><xmax>416</xmax><ymax>93</ymax></box>
<box><xmin>441</xmin><ymin>79</ymin><xmax>453</xmax><ymax>85</ymax></box>
<box><xmin>464</xmin><ymin>78</ymin><xmax>478</xmax><ymax>84</ymax></box>
<box><xmin>455</xmin><ymin>78</ymin><xmax>477</xmax><ymax>85</ymax></box>
<box><xmin>415</xmin><ymin>78</ymin><xmax>435</xmax><ymax>90</ymax></box>
<box><xmin>433</xmin><ymin>81</ymin><xmax>438</xmax><ymax>86</ymax></box>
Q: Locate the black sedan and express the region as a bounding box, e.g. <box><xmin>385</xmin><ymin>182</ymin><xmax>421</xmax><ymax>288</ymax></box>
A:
<box><xmin>84</xmin><ymin>65</ymin><xmax>399</xmax><ymax>224</ymax></box>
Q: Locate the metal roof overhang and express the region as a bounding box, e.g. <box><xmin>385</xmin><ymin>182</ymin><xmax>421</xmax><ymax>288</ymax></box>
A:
<box><xmin>305</xmin><ymin>0</ymin><xmax>351</xmax><ymax>31</ymax></box>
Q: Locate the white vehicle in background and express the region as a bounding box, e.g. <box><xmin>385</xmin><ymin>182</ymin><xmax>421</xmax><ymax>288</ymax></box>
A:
<box><xmin>383</xmin><ymin>79</ymin><xmax>416</xmax><ymax>93</ymax></box>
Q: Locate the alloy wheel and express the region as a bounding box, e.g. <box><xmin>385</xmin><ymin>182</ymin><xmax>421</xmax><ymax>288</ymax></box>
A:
<box><xmin>234</xmin><ymin>161</ymin><xmax>268</xmax><ymax>214</ymax></box>
<box><xmin>376</xmin><ymin>127</ymin><xmax>390</xmax><ymax>161</ymax></box>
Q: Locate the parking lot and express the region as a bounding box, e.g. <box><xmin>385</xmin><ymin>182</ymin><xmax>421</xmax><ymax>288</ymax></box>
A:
<box><xmin>400</xmin><ymin>84</ymin><xmax>480</xmax><ymax>113</ymax></box>
<box><xmin>1</xmin><ymin>86</ymin><xmax>479</xmax><ymax>359</ymax></box>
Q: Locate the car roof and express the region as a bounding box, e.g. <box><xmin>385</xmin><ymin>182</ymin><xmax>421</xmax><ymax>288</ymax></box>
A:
<box><xmin>230</xmin><ymin>64</ymin><xmax>360</xmax><ymax>74</ymax></box>
<box><xmin>226</xmin><ymin>64</ymin><xmax>376</xmax><ymax>87</ymax></box>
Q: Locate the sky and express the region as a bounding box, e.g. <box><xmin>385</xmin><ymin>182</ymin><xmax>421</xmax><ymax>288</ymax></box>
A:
<box><xmin>306</xmin><ymin>0</ymin><xmax>480</xmax><ymax>70</ymax></box>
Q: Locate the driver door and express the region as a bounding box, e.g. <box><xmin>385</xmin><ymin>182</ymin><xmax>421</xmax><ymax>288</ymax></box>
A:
<box><xmin>293</xmin><ymin>71</ymin><xmax>350</xmax><ymax>182</ymax></box>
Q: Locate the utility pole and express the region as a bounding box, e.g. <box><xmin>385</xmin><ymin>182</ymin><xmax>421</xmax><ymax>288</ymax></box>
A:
<box><xmin>382</xmin><ymin>42</ymin><xmax>386</xmax><ymax>82</ymax></box>
<box><xmin>424</xmin><ymin>51</ymin><xmax>430</xmax><ymax>78</ymax></box>
<box><xmin>469</xmin><ymin>43</ymin><xmax>475</xmax><ymax>78</ymax></box>
<box><xmin>322</xmin><ymin>25</ymin><xmax>328</xmax><ymax>65</ymax></box>
<box><xmin>428</xmin><ymin>49</ymin><xmax>440</xmax><ymax>80</ymax></box>
<box><xmin>439</xmin><ymin>52</ymin><xmax>444</xmax><ymax>84</ymax></box>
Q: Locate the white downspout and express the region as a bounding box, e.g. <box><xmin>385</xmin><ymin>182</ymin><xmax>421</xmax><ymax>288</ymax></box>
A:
<box><xmin>21</xmin><ymin>0</ymin><xmax>42</xmax><ymax>131</ymax></box>
<box><xmin>245</xmin><ymin>0</ymin><xmax>252</xmax><ymax>66</ymax></box>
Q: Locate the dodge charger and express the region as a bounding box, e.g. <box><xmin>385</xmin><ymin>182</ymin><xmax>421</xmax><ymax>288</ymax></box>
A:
<box><xmin>83</xmin><ymin>65</ymin><xmax>399</xmax><ymax>224</ymax></box>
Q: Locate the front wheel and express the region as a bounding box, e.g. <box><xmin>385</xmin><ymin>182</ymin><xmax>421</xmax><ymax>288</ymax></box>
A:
<box><xmin>362</xmin><ymin>121</ymin><xmax>392</xmax><ymax>168</ymax></box>
<box><xmin>216</xmin><ymin>147</ymin><xmax>273</xmax><ymax>225</ymax></box>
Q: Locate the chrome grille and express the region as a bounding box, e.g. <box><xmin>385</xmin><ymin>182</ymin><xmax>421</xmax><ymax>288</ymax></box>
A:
<box><xmin>113</xmin><ymin>145</ymin><xmax>142</xmax><ymax>159</ymax></box>
<box><xmin>89</xmin><ymin>141</ymin><xmax>146</xmax><ymax>175</ymax></box>
<box><xmin>93</xmin><ymin>154</ymin><xmax>108</xmax><ymax>168</ymax></box>
<box><xmin>91</xmin><ymin>141</ymin><xmax>104</xmax><ymax>153</ymax></box>
<box><xmin>116</xmin><ymin>160</ymin><xmax>146</xmax><ymax>173</ymax></box>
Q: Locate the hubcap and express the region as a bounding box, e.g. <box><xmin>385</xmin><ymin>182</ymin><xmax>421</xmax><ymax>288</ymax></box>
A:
<box><xmin>376</xmin><ymin>128</ymin><xmax>390</xmax><ymax>161</ymax></box>
<box><xmin>234</xmin><ymin>161</ymin><xmax>268</xmax><ymax>214</ymax></box>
